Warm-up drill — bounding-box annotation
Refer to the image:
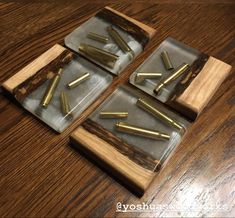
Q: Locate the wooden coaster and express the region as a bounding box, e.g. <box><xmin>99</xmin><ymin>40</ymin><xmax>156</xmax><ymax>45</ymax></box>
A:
<box><xmin>2</xmin><ymin>44</ymin><xmax>71</xmax><ymax>102</ymax></box>
<box><xmin>71</xmin><ymin>119</ymin><xmax>161</xmax><ymax>196</ymax></box>
<box><xmin>174</xmin><ymin>56</ymin><xmax>232</xmax><ymax>119</ymax></box>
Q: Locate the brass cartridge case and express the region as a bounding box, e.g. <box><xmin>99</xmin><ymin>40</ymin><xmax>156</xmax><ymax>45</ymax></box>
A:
<box><xmin>79</xmin><ymin>43</ymin><xmax>119</xmax><ymax>62</ymax></box>
<box><xmin>161</xmin><ymin>51</ymin><xmax>174</xmax><ymax>70</ymax></box>
<box><xmin>154</xmin><ymin>63</ymin><xmax>190</xmax><ymax>94</ymax></box>
<box><xmin>99</xmin><ymin>111</ymin><xmax>128</xmax><ymax>119</ymax></box>
<box><xmin>116</xmin><ymin>122</ymin><xmax>170</xmax><ymax>140</ymax></box>
<box><xmin>107</xmin><ymin>26</ymin><xmax>133</xmax><ymax>54</ymax></box>
<box><xmin>67</xmin><ymin>72</ymin><xmax>90</xmax><ymax>89</ymax></box>
<box><xmin>79</xmin><ymin>43</ymin><xmax>119</xmax><ymax>68</ymax></box>
<box><xmin>136</xmin><ymin>98</ymin><xmax>184</xmax><ymax>131</ymax></box>
<box><xmin>135</xmin><ymin>72</ymin><xmax>162</xmax><ymax>83</ymax></box>
<box><xmin>41</xmin><ymin>68</ymin><xmax>63</xmax><ymax>108</ymax></box>
<box><xmin>87</xmin><ymin>32</ymin><xmax>109</xmax><ymax>43</ymax></box>
<box><xmin>60</xmin><ymin>91</ymin><xmax>72</xmax><ymax>116</ymax></box>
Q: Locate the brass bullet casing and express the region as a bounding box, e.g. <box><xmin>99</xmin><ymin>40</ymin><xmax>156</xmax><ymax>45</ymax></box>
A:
<box><xmin>161</xmin><ymin>51</ymin><xmax>174</xmax><ymax>70</ymax></box>
<box><xmin>41</xmin><ymin>68</ymin><xmax>63</xmax><ymax>108</ymax></box>
<box><xmin>99</xmin><ymin>111</ymin><xmax>128</xmax><ymax>119</ymax></box>
<box><xmin>135</xmin><ymin>72</ymin><xmax>162</xmax><ymax>83</ymax></box>
<box><xmin>79</xmin><ymin>43</ymin><xmax>119</xmax><ymax>68</ymax></box>
<box><xmin>79</xmin><ymin>43</ymin><xmax>119</xmax><ymax>62</ymax></box>
<box><xmin>60</xmin><ymin>91</ymin><xmax>72</xmax><ymax>116</ymax></box>
<box><xmin>107</xmin><ymin>26</ymin><xmax>133</xmax><ymax>54</ymax></box>
<box><xmin>67</xmin><ymin>72</ymin><xmax>90</xmax><ymax>89</ymax></box>
<box><xmin>154</xmin><ymin>63</ymin><xmax>190</xmax><ymax>94</ymax></box>
<box><xmin>116</xmin><ymin>122</ymin><xmax>170</xmax><ymax>140</ymax></box>
<box><xmin>136</xmin><ymin>98</ymin><xmax>184</xmax><ymax>131</ymax></box>
<box><xmin>87</xmin><ymin>32</ymin><xmax>109</xmax><ymax>44</ymax></box>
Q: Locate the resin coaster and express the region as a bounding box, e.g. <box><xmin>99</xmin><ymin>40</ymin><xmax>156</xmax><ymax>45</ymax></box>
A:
<box><xmin>65</xmin><ymin>6</ymin><xmax>156</xmax><ymax>75</ymax></box>
<box><xmin>2</xmin><ymin>44</ymin><xmax>112</xmax><ymax>132</ymax></box>
<box><xmin>71</xmin><ymin>86</ymin><xmax>190</xmax><ymax>195</ymax></box>
<box><xmin>129</xmin><ymin>37</ymin><xmax>232</xmax><ymax>120</ymax></box>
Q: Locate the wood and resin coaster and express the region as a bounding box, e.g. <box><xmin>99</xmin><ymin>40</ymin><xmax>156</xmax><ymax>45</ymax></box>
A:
<box><xmin>65</xmin><ymin>6</ymin><xmax>156</xmax><ymax>75</ymax></box>
<box><xmin>2</xmin><ymin>44</ymin><xmax>113</xmax><ymax>132</ymax></box>
<box><xmin>70</xmin><ymin>86</ymin><xmax>190</xmax><ymax>195</ymax></box>
<box><xmin>129</xmin><ymin>37</ymin><xmax>232</xmax><ymax>120</ymax></box>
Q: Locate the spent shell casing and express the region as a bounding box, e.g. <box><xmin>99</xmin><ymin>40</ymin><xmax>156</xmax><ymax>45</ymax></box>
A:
<box><xmin>116</xmin><ymin>122</ymin><xmax>170</xmax><ymax>140</ymax></box>
<box><xmin>99</xmin><ymin>111</ymin><xmax>128</xmax><ymax>119</ymax></box>
<box><xmin>79</xmin><ymin>43</ymin><xmax>119</xmax><ymax>69</ymax></box>
<box><xmin>67</xmin><ymin>72</ymin><xmax>90</xmax><ymax>89</ymax></box>
<box><xmin>79</xmin><ymin>43</ymin><xmax>119</xmax><ymax>62</ymax></box>
<box><xmin>161</xmin><ymin>51</ymin><xmax>174</xmax><ymax>70</ymax></box>
<box><xmin>135</xmin><ymin>72</ymin><xmax>162</xmax><ymax>83</ymax></box>
<box><xmin>41</xmin><ymin>68</ymin><xmax>63</xmax><ymax>108</ymax></box>
<box><xmin>107</xmin><ymin>26</ymin><xmax>133</xmax><ymax>54</ymax></box>
<box><xmin>154</xmin><ymin>63</ymin><xmax>190</xmax><ymax>94</ymax></box>
<box><xmin>60</xmin><ymin>91</ymin><xmax>72</xmax><ymax>116</ymax></box>
<box><xmin>87</xmin><ymin>32</ymin><xmax>109</xmax><ymax>43</ymax></box>
<box><xmin>136</xmin><ymin>98</ymin><xmax>184</xmax><ymax>131</ymax></box>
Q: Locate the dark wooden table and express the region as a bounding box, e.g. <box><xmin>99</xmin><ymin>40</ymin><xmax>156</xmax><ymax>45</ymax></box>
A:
<box><xmin>0</xmin><ymin>1</ymin><xmax>234</xmax><ymax>217</ymax></box>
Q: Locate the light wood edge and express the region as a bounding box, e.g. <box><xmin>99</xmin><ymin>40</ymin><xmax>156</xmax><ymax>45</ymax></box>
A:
<box><xmin>71</xmin><ymin>127</ymin><xmax>155</xmax><ymax>193</ymax></box>
<box><xmin>105</xmin><ymin>6</ymin><xmax>156</xmax><ymax>38</ymax></box>
<box><xmin>2</xmin><ymin>44</ymin><xmax>66</xmax><ymax>93</ymax></box>
<box><xmin>176</xmin><ymin>56</ymin><xmax>232</xmax><ymax>114</ymax></box>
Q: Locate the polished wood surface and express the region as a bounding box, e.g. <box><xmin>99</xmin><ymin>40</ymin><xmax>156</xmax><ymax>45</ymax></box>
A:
<box><xmin>0</xmin><ymin>1</ymin><xmax>234</xmax><ymax>217</ymax></box>
<box><xmin>2</xmin><ymin>44</ymin><xmax>66</xmax><ymax>93</ymax></box>
<box><xmin>176</xmin><ymin>56</ymin><xmax>232</xmax><ymax>115</ymax></box>
<box><xmin>82</xmin><ymin>119</ymin><xmax>159</xmax><ymax>172</ymax></box>
<box><xmin>71</xmin><ymin>126</ymin><xmax>155</xmax><ymax>196</ymax></box>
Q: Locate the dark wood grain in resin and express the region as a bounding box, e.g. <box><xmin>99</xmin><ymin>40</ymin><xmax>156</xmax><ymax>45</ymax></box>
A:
<box><xmin>167</xmin><ymin>53</ymin><xmax>209</xmax><ymax>120</ymax></box>
<box><xmin>12</xmin><ymin>50</ymin><xmax>74</xmax><ymax>102</ymax></box>
<box><xmin>96</xmin><ymin>7</ymin><xmax>150</xmax><ymax>47</ymax></box>
<box><xmin>170</xmin><ymin>53</ymin><xmax>209</xmax><ymax>100</ymax></box>
<box><xmin>82</xmin><ymin>119</ymin><xmax>161</xmax><ymax>171</ymax></box>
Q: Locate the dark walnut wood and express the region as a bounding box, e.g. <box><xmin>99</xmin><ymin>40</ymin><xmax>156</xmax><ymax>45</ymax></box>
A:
<box><xmin>13</xmin><ymin>50</ymin><xmax>74</xmax><ymax>102</ymax></box>
<box><xmin>82</xmin><ymin>119</ymin><xmax>161</xmax><ymax>172</ymax></box>
<box><xmin>0</xmin><ymin>1</ymin><xmax>234</xmax><ymax>218</ymax></box>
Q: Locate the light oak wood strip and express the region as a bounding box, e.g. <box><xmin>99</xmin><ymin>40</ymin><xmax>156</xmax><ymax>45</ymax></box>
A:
<box><xmin>176</xmin><ymin>56</ymin><xmax>232</xmax><ymax>114</ymax></box>
<box><xmin>105</xmin><ymin>6</ymin><xmax>156</xmax><ymax>38</ymax></box>
<box><xmin>71</xmin><ymin>127</ymin><xmax>155</xmax><ymax>193</ymax></box>
<box><xmin>2</xmin><ymin>44</ymin><xmax>65</xmax><ymax>93</ymax></box>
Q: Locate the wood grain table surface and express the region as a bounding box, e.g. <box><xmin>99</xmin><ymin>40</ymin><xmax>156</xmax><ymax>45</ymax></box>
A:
<box><xmin>0</xmin><ymin>1</ymin><xmax>234</xmax><ymax>217</ymax></box>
